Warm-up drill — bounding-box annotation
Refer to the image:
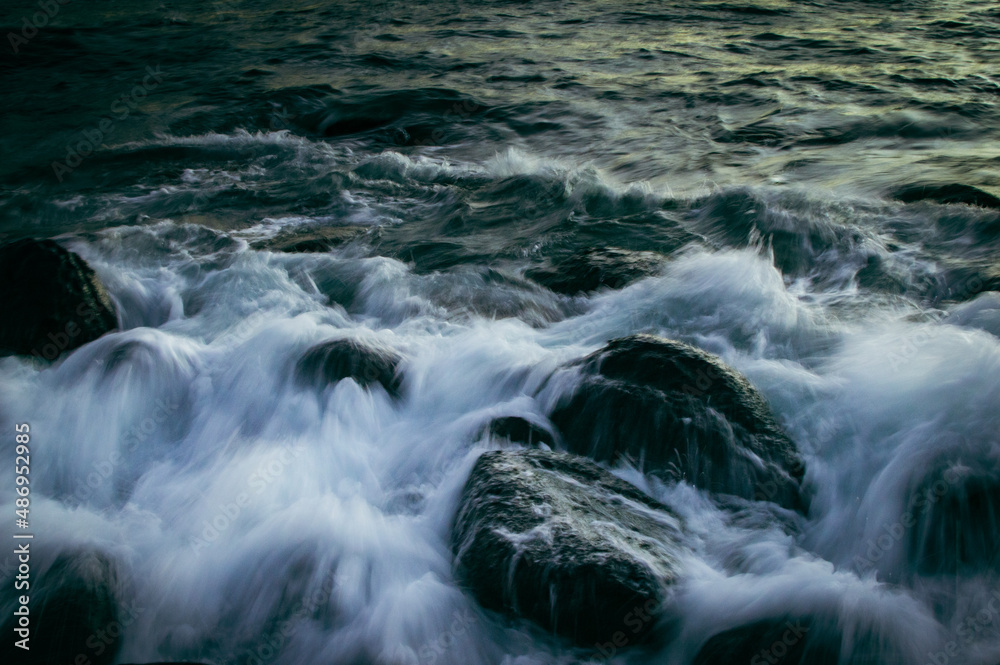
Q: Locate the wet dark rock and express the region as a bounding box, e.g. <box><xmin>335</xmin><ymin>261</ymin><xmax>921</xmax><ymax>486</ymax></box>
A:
<box><xmin>295</xmin><ymin>338</ymin><xmax>402</xmax><ymax>397</ymax></box>
<box><xmin>548</xmin><ymin>335</ymin><xmax>805</xmax><ymax>511</ymax></box>
<box><xmin>0</xmin><ymin>238</ymin><xmax>118</xmax><ymax>359</ymax></box>
<box><xmin>525</xmin><ymin>247</ymin><xmax>664</xmax><ymax>295</ymax></box>
<box><xmin>893</xmin><ymin>183</ymin><xmax>1000</xmax><ymax>209</ymax></box>
<box><xmin>1</xmin><ymin>550</ymin><xmax>123</xmax><ymax>665</ymax></box>
<box><xmin>482</xmin><ymin>416</ymin><xmax>556</xmax><ymax>447</ymax></box>
<box><xmin>855</xmin><ymin>253</ymin><xmax>907</xmax><ymax>294</ymax></box>
<box><xmin>252</xmin><ymin>226</ymin><xmax>370</xmax><ymax>253</ymax></box>
<box><xmin>907</xmin><ymin>461</ymin><xmax>1000</xmax><ymax>575</ymax></box>
<box><xmin>693</xmin><ymin>612</ymin><xmax>913</xmax><ymax>665</ymax></box>
<box><xmin>693</xmin><ymin>616</ymin><xmax>837</xmax><ymax>665</ymax></box>
<box><xmin>452</xmin><ymin>449</ymin><xmax>685</xmax><ymax>647</ymax></box>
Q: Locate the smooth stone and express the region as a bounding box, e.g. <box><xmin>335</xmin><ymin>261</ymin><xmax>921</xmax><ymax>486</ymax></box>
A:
<box><xmin>295</xmin><ymin>337</ymin><xmax>402</xmax><ymax>397</ymax></box>
<box><xmin>452</xmin><ymin>449</ymin><xmax>686</xmax><ymax>647</ymax></box>
<box><xmin>549</xmin><ymin>335</ymin><xmax>805</xmax><ymax>511</ymax></box>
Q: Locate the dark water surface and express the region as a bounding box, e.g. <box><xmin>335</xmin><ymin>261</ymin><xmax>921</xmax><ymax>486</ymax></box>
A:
<box><xmin>1</xmin><ymin>0</ymin><xmax>1000</xmax><ymax>663</ymax></box>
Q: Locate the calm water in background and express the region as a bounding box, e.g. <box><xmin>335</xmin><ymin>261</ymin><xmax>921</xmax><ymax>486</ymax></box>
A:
<box><xmin>1</xmin><ymin>0</ymin><xmax>1000</xmax><ymax>663</ymax></box>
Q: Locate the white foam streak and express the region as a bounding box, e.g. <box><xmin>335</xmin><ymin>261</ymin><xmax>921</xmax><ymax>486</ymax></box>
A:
<box><xmin>2</xmin><ymin>222</ymin><xmax>998</xmax><ymax>663</ymax></box>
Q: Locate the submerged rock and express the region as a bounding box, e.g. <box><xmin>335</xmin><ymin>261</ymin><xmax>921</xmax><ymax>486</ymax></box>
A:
<box><xmin>690</xmin><ymin>188</ymin><xmax>868</xmax><ymax>279</ymax></box>
<box><xmin>295</xmin><ymin>338</ymin><xmax>403</xmax><ymax>397</ymax></box>
<box><xmin>0</xmin><ymin>238</ymin><xmax>118</xmax><ymax>359</ymax></box>
<box><xmin>549</xmin><ymin>335</ymin><xmax>805</xmax><ymax>511</ymax></box>
<box><xmin>525</xmin><ymin>247</ymin><xmax>664</xmax><ymax>295</ymax></box>
<box><xmin>693</xmin><ymin>611</ymin><xmax>916</xmax><ymax>665</ymax></box>
<box><xmin>1</xmin><ymin>550</ymin><xmax>123</xmax><ymax>665</ymax></box>
<box><xmin>452</xmin><ymin>449</ymin><xmax>685</xmax><ymax>647</ymax></box>
<box><xmin>893</xmin><ymin>183</ymin><xmax>1000</xmax><ymax>209</ymax></box>
<box><xmin>855</xmin><ymin>253</ymin><xmax>908</xmax><ymax>295</ymax></box>
<box><xmin>481</xmin><ymin>415</ymin><xmax>556</xmax><ymax>447</ymax></box>
<box><xmin>251</xmin><ymin>225</ymin><xmax>370</xmax><ymax>253</ymax></box>
<box><xmin>907</xmin><ymin>461</ymin><xmax>1000</xmax><ymax>575</ymax></box>
<box><xmin>693</xmin><ymin>616</ymin><xmax>836</xmax><ymax>665</ymax></box>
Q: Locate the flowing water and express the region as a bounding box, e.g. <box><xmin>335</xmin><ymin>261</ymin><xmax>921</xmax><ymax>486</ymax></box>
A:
<box><xmin>2</xmin><ymin>0</ymin><xmax>1000</xmax><ymax>663</ymax></box>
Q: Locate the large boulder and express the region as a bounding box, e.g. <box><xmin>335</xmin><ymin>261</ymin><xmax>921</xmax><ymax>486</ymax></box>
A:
<box><xmin>548</xmin><ymin>335</ymin><xmax>805</xmax><ymax>511</ymax></box>
<box><xmin>452</xmin><ymin>449</ymin><xmax>686</xmax><ymax>648</ymax></box>
<box><xmin>295</xmin><ymin>337</ymin><xmax>403</xmax><ymax>397</ymax></box>
<box><xmin>1</xmin><ymin>550</ymin><xmax>124</xmax><ymax>665</ymax></box>
<box><xmin>0</xmin><ymin>238</ymin><xmax>117</xmax><ymax>359</ymax></box>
